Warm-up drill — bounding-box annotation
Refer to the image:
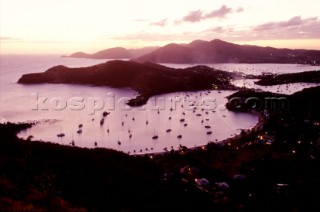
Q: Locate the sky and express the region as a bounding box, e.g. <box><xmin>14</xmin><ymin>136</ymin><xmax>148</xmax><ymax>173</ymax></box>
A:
<box><xmin>0</xmin><ymin>0</ymin><xmax>320</xmax><ymax>54</ymax></box>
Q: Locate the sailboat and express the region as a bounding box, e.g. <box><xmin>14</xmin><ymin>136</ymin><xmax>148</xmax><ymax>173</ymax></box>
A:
<box><xmin>102</xmin><ymin>111</ymin><xmax>110</xmax><ymax>117</ymax></box>
<box><xmin>206</xmin><ymin>131</ymin><xmax>212</xmax><ymax>135</ymax></box>
<box><xmin>177</xmin><ymin>129</ymin><xmax>182</xmax><ymax>139</ymax></box>
<box><xmin>132</xmin><ymin>111</ymin><xmax>135</xmax><ymax>121</ymax></box>
<box><xmin>71</xmin><ymin>134</ymin><xmax>75</xmax><ymax>146</ymax></box>
<box><xmin>57</xmin><ymin>126</ymin><xmax>65</xmax><ymax>137</ymax></box>
<box><xmin>152</xmin><ymin>129</ymin><xmax>159</xmax><ymax>140</ymax></box>
<box><xmin>94</xmin><ymin>136</ymin><xmax>97</xmax><ymax>147</ymax></box>
<box><xmin>145</xmin><ymin>112</ymin><xmax>149</xmax><ymax>125</ymax></box>
<box><xmin>166</xmin><ymin>123</ymin><xmax>172</xmax><ymax>133</ymax></box>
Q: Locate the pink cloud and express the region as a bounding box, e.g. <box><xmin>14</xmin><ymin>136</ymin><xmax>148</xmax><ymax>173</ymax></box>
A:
<box><xmin>150</xmin><ymin>19</ymin><xmax>168</xmax><ymax>27</ymax></box>
<box><xmin>208</xmin><ymin>16</ymin><xmax>320</xmax><ymax>41</ymax></box>
<box><xmin>204</xmin><ymin>5</ymin><xmax>232</xmax><ymax>19</ymax></box>
<box><xmin>254</xmin><ymin>16</ymin><xmax>318</xmax><ymax>31</ymax></box>
<box><xmin>0</xmin><ymin>36</ymin><xmax>21</xmax><ymax>41</ymax></box>
<box><xmin>236</xmin><ymin>7</ymin><xmax>244</xmax><ymax>12</ymax></box>
<box><xmin>181</xmin><ymin>5</ymin><xmax>243</xmax><ymax>23</ymax></box>
<box><xmin>182</xmin><ymin>10</ymin><xmax>204</xmax><ymax>23</ymax></box>
<box><xmin>111</xmin><ymin>16</ymin><xmax>320</xmax><ymax>44</ymax></box>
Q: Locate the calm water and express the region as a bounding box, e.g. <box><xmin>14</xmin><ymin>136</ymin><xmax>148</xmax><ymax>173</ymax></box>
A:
<box><xmin>231</xmin><ymin>79</ymin><xmax>320</xmax><ymax>94</ymax></box>
<box><xmin>161</xmin><ymin>63</ymin><xmax>318</xmax><ymax>75</ymax></box>
<box><xmin>0</xmin><ymin>55</ymin><xmax>317</xmax><ymax>153</ymax></box>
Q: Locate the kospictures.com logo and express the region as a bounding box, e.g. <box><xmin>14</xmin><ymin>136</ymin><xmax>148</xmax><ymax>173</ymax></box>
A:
<box><xmin>31</xmin><ymin>92</ymin><xmax>289</xmax><ymax>115</ymax></box>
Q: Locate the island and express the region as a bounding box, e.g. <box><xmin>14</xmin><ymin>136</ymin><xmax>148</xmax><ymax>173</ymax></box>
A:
<box><xmin>63</xmin><ymin>46</ymin><xmax>158</xmax><ymax>59</ymax></box>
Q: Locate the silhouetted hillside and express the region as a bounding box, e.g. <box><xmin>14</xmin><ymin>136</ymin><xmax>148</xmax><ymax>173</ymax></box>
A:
<box><xmin>18</xmin><ymin>60</ymin><xmax>236</xmax><ymax>106</ymax></box>
<box><xmin>226</xmin><ymin>85</ymin><xmax>320</xmax><ymax>120</ymax></box>
<box><xmin>134</xmin><ymin>39</ymin><xmax>320</xmax><ymax>65</ymax></box>
<box><xmin>0</xmin><ymin>122</ymin><xmax>212</xmax><ymax>211</ymax></box>
<box><xmin>255</xmin><ymin>70</ymin><xmax>320</xmax><ymax>85</ymax></box>
<box><xmin>64</xmin><ymin>47</ymin><xmax>158</xmax><ymax>59</ymax></box>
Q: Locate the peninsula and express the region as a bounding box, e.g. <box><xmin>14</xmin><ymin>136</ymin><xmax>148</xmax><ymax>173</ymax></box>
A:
<box><xmin>18</xmin><ymin>60</ymin><xmax>236</xmax><ymax>106</ymax></box>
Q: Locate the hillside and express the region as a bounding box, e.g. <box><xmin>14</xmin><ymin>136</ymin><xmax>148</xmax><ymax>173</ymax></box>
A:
<box><xmin>64</xmin><ymin>47</ymin><xmax>158</xmax><ymax>59</ymax></box>
<box><xmin>226</xmin><ymin>85</ymin><xmax>320</xmax><ymax>120</ymax></box>
<box><xmin>18</xmin><ymin>60</ymin><xmax>236</xmax><ymax>106</ymax></box>
<box><xmin>255</xmin><ymin>70</ymin><xmax>320</xmax><ymax>85</ymax></box>
<box><xmin>133</xmin><ymin>39</ymin><xmax>320</xmax><ymax>65</ymax></box>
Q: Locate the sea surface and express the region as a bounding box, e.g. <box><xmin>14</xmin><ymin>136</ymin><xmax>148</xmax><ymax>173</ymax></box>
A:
<box><xmin>0</xmin><ymin>55</ymin><xmax>318</xmax><ymax>153</ymax></box>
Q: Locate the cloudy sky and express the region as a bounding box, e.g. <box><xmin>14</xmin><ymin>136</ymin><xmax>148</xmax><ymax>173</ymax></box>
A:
<box><xmin>1</xmin><ymin>0</ymin><xmax>319</xmax><ymax>54</ymax></box>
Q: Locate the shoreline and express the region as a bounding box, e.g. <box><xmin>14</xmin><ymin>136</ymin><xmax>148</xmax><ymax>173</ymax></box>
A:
<box><xmin>219</xmin><ymin>110</ymin><xmax>264</xmax><ymax>146</ymax></box>
<box><xmin>142</xmin><ymin>110</ymin><xmax>265</xmax><ymax>156</ymax></box>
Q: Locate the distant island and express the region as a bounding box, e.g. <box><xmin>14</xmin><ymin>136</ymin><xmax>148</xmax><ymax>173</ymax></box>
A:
<box><xmin>62</xmin><ymin>47</ymin><xmax>158</xmax><ymax>59</ymax></box>
<box><xmin>65</xmin><ymin>39</ymin><xmax>320</xmax><ymax>65</ymax></box>
<box><xmin>18</xmin><ymin>60</ymin><xmax>236</xmax><ymax>106</ymax></box>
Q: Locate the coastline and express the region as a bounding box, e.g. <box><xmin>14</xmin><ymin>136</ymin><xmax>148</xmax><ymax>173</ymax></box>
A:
<box><xmin>220</xmin><ymin>110</ymin><xmax>264</xmax><ymax>146</ymax></box>
<box><xmin>0</xmin><ymin>108</ymin><xmax>264</xmax><ymax>157</ymax></box>
<box><xmin>147</xmin><ymin>110</ymin><xmax>265</xmax><ymax>156</ymax></box>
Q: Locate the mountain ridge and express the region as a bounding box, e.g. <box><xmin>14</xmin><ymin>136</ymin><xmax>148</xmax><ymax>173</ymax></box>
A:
<box><xmin>63</xmin><ymin>39</ymin><xmax>320</xmax><ymax>65</ymax></box>
<box><xmin>134</xmin><ymin>39</ymin><xmax>320</xmax><ymax>65</ymax></box>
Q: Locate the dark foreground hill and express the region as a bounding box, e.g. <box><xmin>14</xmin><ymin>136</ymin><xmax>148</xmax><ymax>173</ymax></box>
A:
<box><xmin>0</xmin><ymin>122</ymin><xmax>212</xmax><ymax>211</ymax></box>
<box><xmin>18</xmin><ymin>60</ymin><xmax>236</xmax><ymax>106</ymax></box>
<box><xmin>133</xmin><ymin>39</ymin><xmax>320</xmax><ymax>65</ymax></box>
<box><xmin>226</xmin><ymin>85</ymin><xmax>320</xmax><ymax>120</ymax></box>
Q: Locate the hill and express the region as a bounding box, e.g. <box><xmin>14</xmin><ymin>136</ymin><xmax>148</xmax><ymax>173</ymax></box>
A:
<box><xmin>64</xmin><ymin>47</ymin><xmax>158</xmax><ymax>59</ymax></box>
<box><xmin>133</xmin><ymin>39</ymin><xmax>320</xmax><ymax>65</ymax></box>
<box><xmin>255</xmin><ymin>70</ymin><xmax>320</xmax><ymax>85</ymax></box>
<box><xmin>18</xmin><ymin>60</ymin><xmax>236</xmax><ymax>106</ymax></box>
